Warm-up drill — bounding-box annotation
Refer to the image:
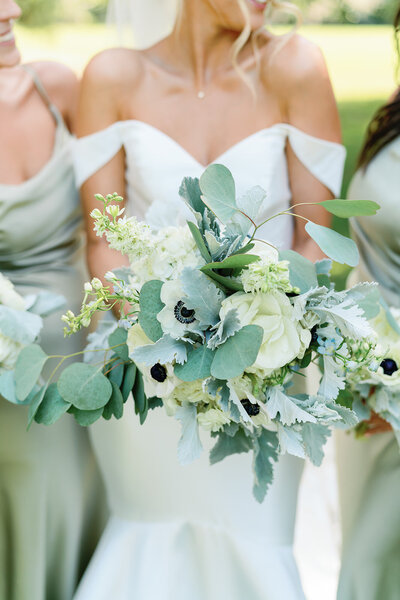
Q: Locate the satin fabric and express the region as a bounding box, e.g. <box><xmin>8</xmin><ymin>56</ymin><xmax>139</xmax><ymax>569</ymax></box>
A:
<box><xmin>336</xmin><ymin>136</ymin><xmax>400</xmax><ymax>600</ymax></box>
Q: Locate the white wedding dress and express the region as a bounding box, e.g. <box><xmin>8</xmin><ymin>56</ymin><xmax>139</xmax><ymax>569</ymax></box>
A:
<box><xmin>73</xmin><ymin>120</ymin><xmax>345</xmax><ymax>600</ymax></box>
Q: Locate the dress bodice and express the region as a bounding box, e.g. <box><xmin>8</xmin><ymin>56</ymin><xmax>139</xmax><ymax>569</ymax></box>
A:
<box><xmin>348</xmin><ymin>137</ymin><xmax>400</xmax><ymax>307</ymax></box>
<box><xmin>0</xmin><ymin>69</ymin><xmax>81</xmax><ymax>282</ymax></box>
<box><xmin>74</xmin><ymin>120</ymin><xmax>345</xmax><ymax>250</ymax></box>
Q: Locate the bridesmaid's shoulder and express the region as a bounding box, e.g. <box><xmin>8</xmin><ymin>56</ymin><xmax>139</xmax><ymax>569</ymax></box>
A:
<box><xmin>26</xmin><ymin>61</ymin><xmax>78</xmax><ymax>126</ymax></box>
<box><xmin>82</xmin><ymin>48</ymin><xmax>145</xmax><ymax>93</ymax></box>
<box><xmin>260</xmin><ymin>33</ymin><xmax>329</xmax><ymax>92</ymax></box>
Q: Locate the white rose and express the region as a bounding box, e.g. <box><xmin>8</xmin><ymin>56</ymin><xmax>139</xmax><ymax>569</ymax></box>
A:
<box><xmin>127</xmin><ymin>323</ymin><xmax>179</xmax><ymax>399</ymax></box>
<box><xmin>0</xmin><ymin>273</ymin><xmax>25</xmax><ymax>310</ymax></box>
<box><xmin>0</xmin><ymin>332</ymin><xmax>23</xmax><ymax>370</ymax></box>
<box><xmin>197</xmin><ymin>408</ymin><xmax>231</xmax><ymax>432</ymax></box>
<box><xmin>220</xmin><ymin>290</ymin><xmax>311</xmax><ymax>372</ymax></box>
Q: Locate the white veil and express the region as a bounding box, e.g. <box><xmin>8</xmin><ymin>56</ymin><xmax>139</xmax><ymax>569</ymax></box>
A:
<box><xmin>107</xmin><ymin>0</ymin><xmax>180</xmax><ymax>49</ymax></box>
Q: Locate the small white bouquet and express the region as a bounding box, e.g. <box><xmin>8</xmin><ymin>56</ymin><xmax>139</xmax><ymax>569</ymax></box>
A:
<box><xmin>14</xmin><ymin>165</ymin><xmax>381</xmax><ymax>500</ymax></box>
<box><xmin>0</xmin><ymin>272</ymin><xmax>64</xmax><ymax>404</ymax></box>
<box><xmin>345</xmin><ymin>303</ymin><xmax>400</xmax><ymax>440</ymax></box>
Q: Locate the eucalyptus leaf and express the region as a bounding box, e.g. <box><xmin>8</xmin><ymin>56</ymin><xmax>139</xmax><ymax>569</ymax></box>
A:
<box><xmin>318</xmin><ymin>199</ymin><xmax>380</xmax><ymax>218</ymax></box>
<box><xmin>0</xmin><ymin>306</ymin><xmax>43</xmax><ymax>345</ymax></box>
<box><xmin>103</xmin><ymin>380</ymin><xmax>124</xmax><ymax>420</ymax></box>
<box><xmin>279</xmin><ymin>249</ymin><xmax>318</xmax><ymax>293</ymax></box>
<box><xmin>133</xmin><ymin>370</ymin><xmax>146</xmax><ymax>415</ymax></box>
<box><xmin>26</xmin><ymin>291</ymin><xmax>66</xmax><ymax>318</ymax></box>
<box><xmin>15</xmin><ymin>344</ymin><xmax>49</xmax><ymax>402</ymax></box>
<box><xmin>227</xmin><ymin>186</ymin><xmax>266</xmax><ymax>236</ymax></box>
<box><xmin>106</xmin><ymin>357</ymin><xmax>125</xmax><ymax>388</ymax></box>
<box><xmin>305</xmin><ymin>222</ymin><xmax>360</xmax><ymax>267</ymax></box>
<box><xmin>211</xmin><ymin>325</ymin><xmax>263</xmax><ymax>380</ymax></box>
<box><xmin>199</xmin><ymin>164</ymin><xmax>237</xmax><ymax>223</ymax></box>
<box><xmin>138</xmin><ymin>280</ymin><xmax>165</xmax><ymax>342</ymax></box>
<box><xmin>34</xmin><ymin>383</ymin><xmax>71</xmax><ymax>425</ymax></box>
<box><xmin>58</xmin><ymin>363</ymin><xmax>112</xmax><ymax>410</ymax></box>
<box><xmin>174</xmin><ymin>345</ymin><xmax>215</xmax><ymax>382</ymax></box>
<box><xmin>108</xmin><ymin>328</ymin><xmax>129</xmax><ymax>361</ymax></box>
<box><xmin>0</xmin><ymin>370</ymin><xmax>17</xmax><ymax>404</ymax></box>
<box><xmin>28</xmin><ymin>386</ymin><xmax>47</xmax><ymax>427</ymax></box>
<box><xmin>121</xmin><ymin>362</ymin><xmax>137</xmax><ymax>402</ymax></box>
<box><xmin>70</xmin><ymin>406</ymin><xmax>104</xmax><ymax>426</ymax></box>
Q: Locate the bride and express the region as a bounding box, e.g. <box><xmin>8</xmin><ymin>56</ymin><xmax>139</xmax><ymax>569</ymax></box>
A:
<box><xmin>73</xmin><ymin>1</ymin><xmax>345</xmax><ymax>598</ymax></box>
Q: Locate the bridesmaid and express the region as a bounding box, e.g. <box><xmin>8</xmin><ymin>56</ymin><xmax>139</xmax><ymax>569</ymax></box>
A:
<box><xmin>336</xmin><ymin>6</ymin><xmax>400</xmax><ymax>600</ymax></box>
<box><xmin>0</xmin><ymin>2</ymin><xmax>105</xmax><ymax>599</ymax></box>
<box><xmin>70</xmin><ymin>2</ymin><xmax>346</xmax><ymax>599</ymax></box>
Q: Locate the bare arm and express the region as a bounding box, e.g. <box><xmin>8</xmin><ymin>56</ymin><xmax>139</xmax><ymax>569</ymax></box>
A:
<box><xmin>76</xmin><ymin>51</ymin><xmax>133</xmax><ymax>283</ymax></box>
<box><xmin>270</xmin><ymin>37</ymin><xmax>342</xmax><ymax>262</ymax></box>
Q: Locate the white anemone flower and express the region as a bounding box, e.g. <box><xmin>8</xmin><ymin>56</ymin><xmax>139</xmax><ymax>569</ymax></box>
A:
<box><xmin>157</xmin><ymin>280</ymin><xmax>200</xmax><ymax>339</ymax></box>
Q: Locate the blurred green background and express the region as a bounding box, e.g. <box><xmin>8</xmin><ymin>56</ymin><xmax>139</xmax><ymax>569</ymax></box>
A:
<box><xmin>14</xmin><ymin>0</ymin><xmax>400</xmax><ymax>286</ymax></box>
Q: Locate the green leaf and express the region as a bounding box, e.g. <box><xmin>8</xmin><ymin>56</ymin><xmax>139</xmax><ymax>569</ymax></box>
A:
<box><xmin>305</xmin><ymin>222</ymin><xmax>360</xmax><ymax>267</ymax></box>
<box><xmin>202</xmin><ymin>254</ymin><xmax>260</xmax><ymax>271</ymax></box>
<box><xmin>210</xmin><ymin>428</ymin><xmax>253</xmax><ymax>464</ymax></box>
<box><xmin>200</xmin><ymin>268</ymin><xmax>244</xmax><ymax>292</ymax></box>
<box><xmin>379</xmin><ymin>297</ymin><xmax>400</xmax><ymax>335</ymax></box>
<box><xmin>279</xmin><ymin>249</ymin><xmax>318</xmax><ymax>293</ymax></box>
<box><xmin>211</xmin><ymin>325</ymin><xmax>264</xmax><ymax>380</ymax></box>
<box><xmin>108</xmin><ymin>328</ymin><xmax>129</xmax><ymax>361</ymax></box>
<box><xmin>0</xmin><ymin>305</ymin><xmax>42</xmax><ymax>345</ymax></box>
<box><xmin>121</xmin><ymin>362</ymin><xmax>137</xmax><ymax>402</ymax></box>
<box><xmin>34</xmin><ymin>383</ymin><xmax>71</xmax><ymax>425</ymax></box>
<box><xmin>138</xmin><ymin>280</ymin><xmax>165</xmax><ymax>342</ymax></box>
<box><xmin>335</xmin><ymin>387</ymin><xmax>354</xmax><ymax>409</ymax></box>
<box><xmin>0</xmin><ymin>370</ymin><xmax>17</xmax><ymax>404</ymax></box>
<box><xmin>252</xmin><ymin>429</ymin><xmax>279</xmax><ymax>503</ymax></box>
<box><xmin>106</xmin><ymin>357</ymin><xmax>125</xmax><ymax>388</ymax></box>
<box><xmin>174</xmin><ymin>345</ymin><xmax>215</xmax><ymax>382</ymax></box>
<box><xmin>179</xmin><ymin>177</ymin><xmax>205</xmax><ymax>215</ymax></box>
<box><xmin>300</xmin><ymin>351</ymin><xmax>312</xmax><ymax>369</ymax></box>
<box><xmin>58</xmin><ymin>363</ymin><xmax>112</xmax><ymax>410</ymax></box>
<box><xmin>318</xmin><ymin>199</ymin><xmax>380</xmax><ymax>218</ymax></box>
<box><xmin>133</xmin><ymin>369</ymin><xmax>146</xmax><ymax>415</ymax></box>
<box><xmin>70</xmin><ymin>406</ymin><xmax>104</xmax><ymax>426</ymax></box>
<box><xmin>301</xmin><ymin>423</ymin><xmax>331</xmax><ymax>467</ymax></box>
<box><xmin>103</xmin><ymin>380</ymin><xmax>124</xmax><ymax>420</ymax></box>
<box><xmin>199</xmin><ymin>164</ymin><xmax>237</xmax><ymax>223</ymax></box>
<box><xmin>27</xmin><ymin>386</ymin><xmax>47</xmax><ymax>427</ymax></box>
<box><xmin>230</xmin><ymin>242</ymin><xmax>255</xmax><ymax>256</ymax></box>
<box><xmin>187</xmin><ymin>221</ymin><xmax>212</xmax><ymax>263</ymax></box>
<box><xmin>175</xmin><ymin>403</ymin><xmax>203</xmax><ymax>465</ymax></box>
<box><xmin>27</xmin><ymin>291</ymin><xmax>66</xmax><ymax>318</ymax></box>
<box><xmin>15</xmin><ymin>344</ymin><xmax>49</xmax><ymax>402</ymax></box>
<box><xmin>132</xmin><ymin>335</ymin><xmax>188</xmax><ymax>367</ymax></box>
<box><xmin>139</xmin><ymin>396</ymin><xmax>149</xmax><ymax>425</ymax></box>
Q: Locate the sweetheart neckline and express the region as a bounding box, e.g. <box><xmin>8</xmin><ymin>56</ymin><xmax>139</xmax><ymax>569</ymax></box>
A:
<box><xmin>94</xmin><ymin>119</ymin><xmax>345</xmax><ymax>170</ymax></box>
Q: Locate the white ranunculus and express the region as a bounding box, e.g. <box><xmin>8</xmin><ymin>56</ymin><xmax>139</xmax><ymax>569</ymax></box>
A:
<box><xmin>127</xmin><ymin>323</ymin><xmax>179</xmax><ymax>399</ymax></box>
<box><xmin>0</xmin><ymin>273</ymin><xmax>25</xmax><ymax>310</ymax></box>
<box><xmin>197</xmin><ymin>408</ymin><xmax>231</xmax><ymax>432</ymax></box>
<box><xmin>0</xmin><ymin>332</ymin><xmax>23</xmax><ymax>370</ymax></box>
<box><xmin>157</xmin><ymin>280</ymin><xmax>200</xmax><ymax>339</ymax></box>
<box><xmin>220</xmin><ymin>290</ymin><xmax>311</xmax><ymax>372</ymax></box>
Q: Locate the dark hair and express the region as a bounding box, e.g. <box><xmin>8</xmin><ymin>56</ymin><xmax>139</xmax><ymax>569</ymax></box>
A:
<box><xmin>358</xmin><ymin>5</ymin><xmax>400</xmax><ymax>169</ymax></box>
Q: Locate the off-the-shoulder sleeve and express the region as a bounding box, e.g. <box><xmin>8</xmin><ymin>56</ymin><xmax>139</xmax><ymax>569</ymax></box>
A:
<box><xmin>283</xmin><ymin>124</ymin><xmax>346</xmax><ymax>197</ymax></box>
<box><xmin>73</xmin><ymin>123</ymin><xmax>124</xmax><ymax>187</ymax></box>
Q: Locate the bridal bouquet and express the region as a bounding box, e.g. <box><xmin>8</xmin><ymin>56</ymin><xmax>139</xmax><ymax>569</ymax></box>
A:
<box><xmin>344</xmin><ymin>303</ymin><xmax>400</xmax><ymax>441</ymax></box>
<box><xmin>14</xmin><ymin>165</ymin><xmax>381</xmax><ymax>500</ymax></box>
<box><xmin>0</xmin><ymin>272</ymin><xmax>64</xmax><ymax>404</ymax></box>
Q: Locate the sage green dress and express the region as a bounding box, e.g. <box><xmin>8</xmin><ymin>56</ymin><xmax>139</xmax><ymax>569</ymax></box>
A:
<box><xmin>0</xmin><ymin>67</ymin><xmax>105</xmax><ymax>600</ymax></box>
<box><xmin>336</xmin><ymin>135</ymin><xmax>400</xmax><ymax>599</ymax></box>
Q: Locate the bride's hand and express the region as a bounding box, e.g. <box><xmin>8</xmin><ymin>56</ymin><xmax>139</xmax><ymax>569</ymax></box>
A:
<box><xmin>364</xmin><ymin>412</ymin><xmax>392</xmax><ymax>436</ymax></box>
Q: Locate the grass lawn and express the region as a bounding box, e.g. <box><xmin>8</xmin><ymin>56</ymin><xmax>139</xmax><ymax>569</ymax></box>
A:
<box><xmin>15</xmin><ymin>23</ymin><xmax>396</xmax><ymax>287</ymax></box>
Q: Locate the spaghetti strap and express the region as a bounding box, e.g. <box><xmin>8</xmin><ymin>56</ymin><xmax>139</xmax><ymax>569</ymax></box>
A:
<box><xmin>22</xmin><ymin>64</ymin><xmax>64</xmax><ymax>127</ymax></box>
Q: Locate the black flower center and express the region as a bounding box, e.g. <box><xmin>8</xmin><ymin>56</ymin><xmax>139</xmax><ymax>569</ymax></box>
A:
<box><xmin>311</xmin><ymin>326</ymin><xmax>319</xmax><ymax>345</ymax></box>
<box><xmin>241</xmin><ymin>399</ymin><xmax>260</xmax><ymax>417</ymax></box>
<box><xmin>380</xmin><ymin>358</ymin><xmax>398</xmax><ymax>376</ymax></box>
<box><xmin>174</xmin><ymin>300</ymin><xmax>196</xmax><ymax>324</ymax></box>
<box><xmin>150</xmin><ymin>363</ymin><xmax>167</xmax><ymax>383</ymax></box>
